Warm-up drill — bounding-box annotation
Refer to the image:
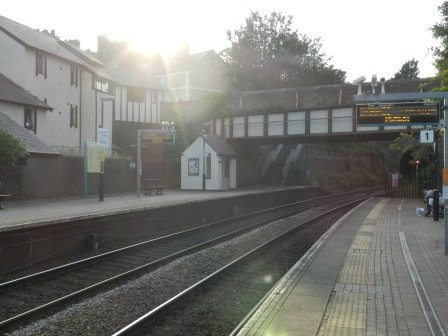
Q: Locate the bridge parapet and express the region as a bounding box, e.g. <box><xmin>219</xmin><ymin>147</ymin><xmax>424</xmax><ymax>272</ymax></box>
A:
<box><xmin>209</xmin><ymin>79</ymin><xmax>434</xmax><ymax>144</ymax></box>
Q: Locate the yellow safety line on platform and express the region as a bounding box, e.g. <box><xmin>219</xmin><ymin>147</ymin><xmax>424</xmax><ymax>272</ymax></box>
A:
<box><xmin>321</xmin><ymin>198</ymin><xmax>387</xmax><ymax>336</ymax></box>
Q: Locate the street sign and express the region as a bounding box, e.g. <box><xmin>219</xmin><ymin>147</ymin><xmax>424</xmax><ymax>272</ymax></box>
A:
<box><xmin>420</xmin><ymin>129</ymin><xmax>435</xmax><ymax>144</ymax></box>
<box><xmin>356</xmin><ymin>102</ymin><xmax>439</xmax><ymax>126</ymax></box>
<box><xmin>141</xmin><ymin>130</ymin><xmax>175</xmax><ymax>144</ymax></box>
<box><xmin>85</xmin><ymin>142</ymin><xmax>104</xmax><ymax>173</ymax></box>
<box><xmin>97</xmin><ymin>128</ymin><xmax>109</xmax><ymax>148</ymax></box>
<box><xmin>391</xmin><ymin>173</ymin><xmax>399</xmax><ymax>188</ymax></box>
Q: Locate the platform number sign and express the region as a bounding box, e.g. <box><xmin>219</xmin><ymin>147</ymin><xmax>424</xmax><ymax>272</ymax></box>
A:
<box><xmin>420</xmin><ymin>130</ymin><xmax>435</xmax><ymax>144</ymax></box>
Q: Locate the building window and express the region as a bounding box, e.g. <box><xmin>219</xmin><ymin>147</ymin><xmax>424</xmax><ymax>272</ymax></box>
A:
<box><xmin>128</xmin><ymin>87</ymin><xmax>145</xmax><ymax>103</ymax></box>
<box><xmin>70</xmin><ymin>104</ymin><xmax>78</xmax><ymax>128</ymax></box>
<box><xmin>93</xmin><ymin>77</ymin><xmax>113</xmax><ymax>94</ymax></box>
<box><xmin>206</xmin><ymin>154</ymin><xmax>211</xmax><ymax>179</ymax></box>
<box><xmin>71</xmin><ymin>64</ymin><xmax>78</xmax><ymax>87</ymax></box>
<box><xmin>35</xmin><ymin>51</ymin><xmax>47</xmax><ymax>78</ymax></box>
<box><xmin>24</xmin><ymin>106</ymin><xmax>36</xmax><ymax>132</ymax></box>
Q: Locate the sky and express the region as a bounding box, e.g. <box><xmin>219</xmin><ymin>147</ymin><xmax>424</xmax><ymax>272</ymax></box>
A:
<box><xmin>1</xmin><ymin>0</ymin><xmax>444</xmax><ymax>82</ymax></box>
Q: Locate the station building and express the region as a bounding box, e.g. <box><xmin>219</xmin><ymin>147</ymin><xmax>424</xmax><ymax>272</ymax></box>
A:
<box><xmin>181</xmin><ymin>135</ymin><xmax>237</xmax><ymax>190</ymax></box>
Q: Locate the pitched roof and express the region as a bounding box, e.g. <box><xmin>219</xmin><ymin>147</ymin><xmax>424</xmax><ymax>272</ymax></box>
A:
<box><xmin>0</xmin><ymin>111</ymin><xmax>60</xmax><ymax>155</ymax></box>
<box><xmin>204</xmin><ymin>134</ymin><xmax>237</xmax><ymax>156</ymax></box>
<box><xmin>106</xmin><ymin>64</ymin><xmax>161</xmax><ymax>89</ymax></box>
<box><xmin>0</xmin><ymin>72</ymin><xmax>52</xmax><ymax>109</ymax></box>
<box><xmin>0</xmin><ymin>15</ymin><xmax>114</xmax><ymax>82</ymax></box>
<box><xmin>157</xmin><ymin>50</ymin><xmax>222</xmax><ymax>74</ymax></box>
<box><xmin>59</xmin><ymin>40</ymin><xmax>104</xmax><ymax>66</ymax></box>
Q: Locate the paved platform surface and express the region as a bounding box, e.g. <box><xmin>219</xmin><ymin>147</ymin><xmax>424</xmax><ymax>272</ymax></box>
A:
<box><xmin>237</xmin><ymin>198</ymin><xmax>448</xmax><ymax>336</ymax></box>
<box><xmin>0</xmin><ymin>186</ymin><xmax>307</xmax><ymax>232</ymax></box>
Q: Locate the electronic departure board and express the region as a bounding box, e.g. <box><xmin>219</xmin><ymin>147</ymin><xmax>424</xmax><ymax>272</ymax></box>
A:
<box><xmin>356</xmin><ymin>102</ymin><xmax>439</xmax><ymax>126</ymax></box>
<box><xmin>142</xmin><ymin>132</ymin><xmax>175</xmax><ymax>143</ymax></box>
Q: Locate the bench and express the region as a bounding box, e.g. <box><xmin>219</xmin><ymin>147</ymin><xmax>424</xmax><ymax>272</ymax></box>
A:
<box><xmin>143</xmin><ymin>179</ymin><xmax>165</xmax><ymax>196</ymax></box>
<box><xmin>0</xmin><ymin>194</ymin><xmax>12</xmax><ymax>209</ymax></box>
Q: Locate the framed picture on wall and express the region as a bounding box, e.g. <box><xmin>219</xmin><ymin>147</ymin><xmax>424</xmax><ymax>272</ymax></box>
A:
<box><xmin>188</xmin><ymin>158</ymin><xmax>199</xmax><ymax>176</ymax></box>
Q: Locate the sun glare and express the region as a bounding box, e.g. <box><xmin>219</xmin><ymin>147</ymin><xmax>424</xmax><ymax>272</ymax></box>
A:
<box><xmin>111</xmin><ymin>3</ymin><xmax>194</xmax><ymax>58</ymax></box>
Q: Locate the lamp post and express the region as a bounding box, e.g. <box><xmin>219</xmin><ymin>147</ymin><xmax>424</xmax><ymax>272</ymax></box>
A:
<box><xmin>98</xmin><ymin>96</ymin><xmax>115</xmax><ymax>202</ymax></box>
<box><xmin>201</xmin><ymin>131</ymin><xmax>207</xmax><ymax>191</ymax></box>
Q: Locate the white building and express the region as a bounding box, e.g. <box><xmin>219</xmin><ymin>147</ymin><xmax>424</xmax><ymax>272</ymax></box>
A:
<box><xmin>0</xmin><ymin>71</ymin><xmax>59</xmax><ymax>156</ymax></box>
<box><xmin>154</xmin><ymin>50</ymin><xmax>231</xmax><ymax>102</ymax></box>
<box><xmin>0</xmin><ymin>15</ymin><xmax>116</xmax><ymax>155</ymax></box>
<box><xmin>181</xmin><ymin>135</ymin><xmax>237</xmax><ymax>190</ymax></box>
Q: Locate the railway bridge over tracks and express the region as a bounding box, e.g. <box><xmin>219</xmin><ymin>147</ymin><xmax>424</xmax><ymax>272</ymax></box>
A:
<box><xmin>207</xmin><ymin>79</ymin><xmax>440</xmax><ymax>145</ymax></box>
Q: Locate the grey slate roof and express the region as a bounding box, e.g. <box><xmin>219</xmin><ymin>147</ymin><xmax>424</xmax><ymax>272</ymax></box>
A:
<box><xmin>0</xmin><ymin>15</ymin><xmax>114</xmax><ymax>82</ymax></box>
<box><xmin>59</xmin><ymin>40</ymin><xmax>104</xmax><ymax>66</ymax></box>
<box><xmin>0</xmin><ymin>72</ymin><xmax>52</xmax><ymax>109</ymax></box>
<box><xmin>0</xmin><ymin>111</ymin><xmax>60</xmax><ymax>155</ymax></box>
<box><xmin>204</xmin><ymin>134</ymin><xmax>237</xmax><ymax>157</ymax></box>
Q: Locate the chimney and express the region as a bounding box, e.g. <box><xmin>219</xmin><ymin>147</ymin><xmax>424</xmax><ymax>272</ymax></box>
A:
<box><xmin>51</xmin><ymin>29</ymin><xmax>56</xmax><ymax>37</ymax></box>
<box><xmin>67</xmin><ymin>39</ymin><xmax>81</xmax><ymax>48</ymax></box>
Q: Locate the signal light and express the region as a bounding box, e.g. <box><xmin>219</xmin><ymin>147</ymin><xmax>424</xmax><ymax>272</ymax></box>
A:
<box><xmin>416</xmin><ymin>160</ymin><xmax>420</xmax><ymax>166</ymax></box>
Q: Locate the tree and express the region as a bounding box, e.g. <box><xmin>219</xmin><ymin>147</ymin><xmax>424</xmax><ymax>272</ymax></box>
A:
<box><xmin>0</xmin><ymin>129</ymin><xmax>26</xmax><ymax>167</ymax></box>
<box><xmin>392</xmin><ymin>59</ymin><xmax>420</xmax><ymax>80</ymax></box>
<box><xmin>432</xmin><ymin>1</ymin><xmax>448</xmax><ymax>90</ymax></box>
<box><xmin>223</xmin><ymin>12</ymin><xmax>346</xmax><ymax>90</ymax></box>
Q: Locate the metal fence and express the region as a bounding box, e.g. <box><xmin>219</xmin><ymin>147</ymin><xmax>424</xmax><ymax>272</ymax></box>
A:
<box><xmin>391</xmin><ymin>175</ymin><xmax>436</xmax><ymax>199</ymax></box>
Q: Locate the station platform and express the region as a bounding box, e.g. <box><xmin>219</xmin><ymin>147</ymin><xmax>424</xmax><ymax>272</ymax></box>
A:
<box><xmin>237</xmin><ymin>198</ymin><xmax>448</xmax><ymax>336</ymax></box>
<box><xmin>0</xmin><ymin>186</ymin><xmax>309</xmax><ymax>232</ymax></box>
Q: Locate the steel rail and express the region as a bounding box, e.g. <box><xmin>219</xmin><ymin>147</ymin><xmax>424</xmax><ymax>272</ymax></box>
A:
<box><xmin>0</xmin><ymin>189</ymin><xmax>371</xmax><ymax>291</ymax></box>
<box><xmin>0</xmin><ymin>191</ymin><xmax>371</xmax><ymax>330</ymax></box>
<box><xmin>112</xmin><ymin>196</ymin><xmax>370</xmax><ymax>336</ymax></box>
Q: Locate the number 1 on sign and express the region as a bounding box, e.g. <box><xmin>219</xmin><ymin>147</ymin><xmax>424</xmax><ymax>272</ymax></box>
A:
<box><xmin>420</xmin><ymin>130</ymin><xmax>435</xmax><ymax>144</ymax></box>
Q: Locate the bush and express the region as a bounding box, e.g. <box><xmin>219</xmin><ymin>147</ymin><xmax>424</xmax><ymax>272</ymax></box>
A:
<box><xmin>0</xmin><ymin>129</ymin><xmax>26</xmax><ymax>167</ymax></box>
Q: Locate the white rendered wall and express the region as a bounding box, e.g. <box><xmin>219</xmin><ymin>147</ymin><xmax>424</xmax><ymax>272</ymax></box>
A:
<box><xmin>332</xmin><ymin>108</ymin><xmax>353</xmax><ymax>133</ymax></box>
<box><xmin>215</xmin><ymin>118</ymin><xmax>222</xmax><ymax>136</ymax></box>
<box><xmin>0</xmin><ymin>102</ymin><xmax>24</xmax><ymax>125</ymax></box>
<box><xmin>248</xmin><ymin>115</ymin><xmax>263</xmax><ymax>137</ymax></box>
<box><xmin>0</xmin><ymin>102</ymin><xmax>51</xmax><ymax>145</ymax></box>
<box><xmin>287</xmin><ymin>111</ymin><xmax>305</xmax><ymax>135</ymax></box>
<box><xmin>181</xmin><ymin>137</ymin><xmax>232</xmax><ymax>190</ymax></box>
<box><xmin>80</xmin><ymin>70</ymin><xmax>96</xmax><ymax>146</ymax></box>
<box><xmin>0</xmin><ymin>31</ymin><xmax>27</xmax><ymax>86</ymax></box>
<box><xmin>310</xmin><ymin>110</ymin><xmax>328</xmax><ymax>133</ymax></box>
<box><xmin>23</xmin><ymin>49</ymin><xmax>81</xmax><ymax>154</ymax></box>
<box><xmin>0</xmin><ymin>30</ymin><xmax>83</xmax><ymax>154</ymax></box>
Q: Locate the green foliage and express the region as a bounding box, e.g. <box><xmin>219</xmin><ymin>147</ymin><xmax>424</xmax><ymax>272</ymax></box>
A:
<box><xmin>0</xmin><ymin>129</ymin><xmax>26</xmax><ymax>167</ymax></box>
<box><xmin>389</xmin><ymin>132</ymin><xmax>438</xmax><ymax>164</ymax></box>
<box><xmin>223</xmin><ymin>11</ymin><xmax>346</xmax><ymax>90</ymax></box>
<box><xmin>392</xmin><ymin>59</ymin><xmax>420</xmax><ymax>80</ymax></box>
<box><xmin>195</xmin><ymin>93</ymin><xmax>227</xmax><ymax>121</ymax></box>
<box><xmin>388</xmin><ymin>132</ymin><xmax>419</xmax><ymax>154</ymax></box>
<box><xmin>432</xmin><ymin>2</ymin><xmax>448</xmax><ymax>90</ymax></box>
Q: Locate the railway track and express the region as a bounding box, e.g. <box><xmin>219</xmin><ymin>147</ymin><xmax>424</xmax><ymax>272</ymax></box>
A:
<box><xmin>112</xmin><ymin>197</ymin><xmax>369</xmax><ymax>335</ymax></box>
<box><xmin>1</xmin><ymin>190</ymin><xmax>377</xmax><ymax>334</ymax></box>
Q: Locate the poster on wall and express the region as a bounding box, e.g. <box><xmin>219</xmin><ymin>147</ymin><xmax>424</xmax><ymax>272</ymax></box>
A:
<box><xmin>85</xmin><ymin>142</ymin><xmax>104</xmax><ymax>173</ymax></box>
<box><xmin>188</xmin><ymin>158</ymin><xmax>199</xmax><ymax>176</ymax></box>
<box><xmin>391</xmin><ymin>173</ymin><xmax>399</xmax><ymax>188</ymax></box>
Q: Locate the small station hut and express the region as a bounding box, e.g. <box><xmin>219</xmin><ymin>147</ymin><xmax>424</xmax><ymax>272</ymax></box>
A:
<box><xmin>181</xmin><ymin>134</ymin><xmax>237</xmax><ymax>190</ymax></box>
